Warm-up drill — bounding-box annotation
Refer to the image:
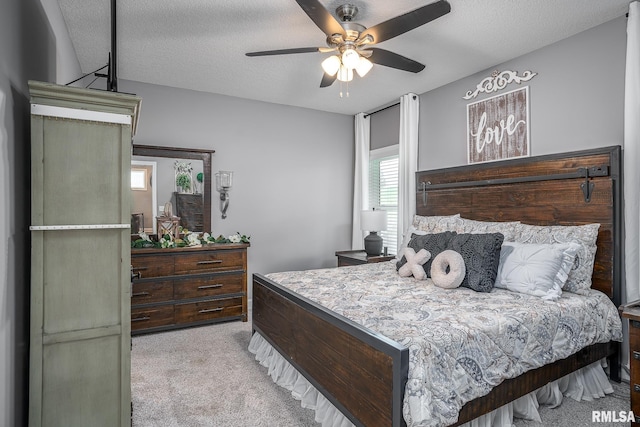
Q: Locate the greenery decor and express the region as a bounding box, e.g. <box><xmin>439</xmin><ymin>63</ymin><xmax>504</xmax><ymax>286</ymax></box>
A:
<box><xmin>132</xmin><ymin>231</ymin><xmax>250</xmax><ymax>249</ymax></box>
<box><xmin>175</xmin><ymin>173</ymin><xmax>191</xmax><ymax>191</ymax></box>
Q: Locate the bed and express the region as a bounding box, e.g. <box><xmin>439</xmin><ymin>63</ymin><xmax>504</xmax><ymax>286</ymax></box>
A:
<box><xmin>250</xmin><ymin>146</ymin><xmax>623</xmax><ymax>427</ymax></box>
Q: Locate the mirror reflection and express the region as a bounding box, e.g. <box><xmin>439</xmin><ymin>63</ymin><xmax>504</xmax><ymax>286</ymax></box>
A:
<box><xmin>131</xmin><ymin>156</ymin><xmax>204</xmax><ymax>234</ymax></box>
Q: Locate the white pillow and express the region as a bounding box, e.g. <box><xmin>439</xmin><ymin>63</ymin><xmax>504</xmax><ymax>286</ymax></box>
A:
<box><xmin>495</xmin><ymin>241</ymin><xmax>581</xmax><ymax>300</ymax></box>
<box><xmin>513</xmin><ymin>223</ymin><xmax>600</xmax><ymax>295</ymax></box>
<box><xmin>431</xmin><ymin>250</ymin><xmax>466</xmax><ymax>289</ymax></box>
<box><xmin>397</xmin><ymin>248</ymin><xmax>431</xmax><ymax>280</ymax></box>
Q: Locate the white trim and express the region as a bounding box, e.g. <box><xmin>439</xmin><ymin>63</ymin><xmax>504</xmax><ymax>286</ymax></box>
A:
<box><xmin>370</xmin><ymin>144</ymin><xmax>399</xmax><ymax>159</ymax></box>
<box><xmin>31</xmin><ymin>104</ymin><xmax>131</xmax><ymax>125</ymax></box>
<box><xmin>30</xmin><ymin>224</ymin><xmax>131</xmax><ymax>231</ymax></box>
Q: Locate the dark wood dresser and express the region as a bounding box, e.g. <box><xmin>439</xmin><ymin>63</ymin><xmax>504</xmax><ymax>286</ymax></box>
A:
<box><xmin>174</xmin><ymin>192</ymin><xmax>204</xmax><ymax>231</ymax></box>
<box><xmin>621</xmin><ymin>301</ymin><xmax>640</xmax><ymax>425</ymax></box>
<box><xmin>131</xmin><ymin>243</ymin><xmax>249</xmax><ymax>335</ymax></box>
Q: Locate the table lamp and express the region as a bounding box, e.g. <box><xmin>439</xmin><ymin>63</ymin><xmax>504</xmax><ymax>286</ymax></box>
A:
<box><xmin>360</xmin><ymin>209</ymin><xmax>387</xmax><ymax>256</ymax></box>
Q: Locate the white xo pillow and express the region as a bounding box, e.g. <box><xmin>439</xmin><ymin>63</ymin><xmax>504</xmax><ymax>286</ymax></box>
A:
<box><xmin>495</xmin><ymin>241</ymin><xmax>581</xmax><ymax>300</ymax></box>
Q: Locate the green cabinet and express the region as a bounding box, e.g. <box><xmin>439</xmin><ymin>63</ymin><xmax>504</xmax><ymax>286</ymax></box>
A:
<box><xmin>28</xmin><ymin>81</ymin><xmax>141</xmax><ymax>427</ymax></box>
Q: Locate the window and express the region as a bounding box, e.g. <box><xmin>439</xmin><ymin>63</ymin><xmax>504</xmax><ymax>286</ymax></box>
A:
<box><xmin>369</xmin><ymin>146</ymin><xmax>399</xmax><ymax>255</ymax></box>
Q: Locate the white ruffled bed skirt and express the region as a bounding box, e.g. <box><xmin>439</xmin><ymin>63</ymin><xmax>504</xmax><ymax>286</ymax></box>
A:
<box><xmin>248</xmin><ymin>332</ymin><xmax>615</xmax><ymax>427</ymax></box>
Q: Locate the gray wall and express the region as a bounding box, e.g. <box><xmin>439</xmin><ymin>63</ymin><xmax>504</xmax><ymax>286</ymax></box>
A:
<box><xmin>418</xmin><ymin>16</ymin><xmax>626</xmax><ymax>169</ymax></box>
<box><xmin>370</xmin><ymin>104</ymin><xmax>400</xmax><ymax>150</ymax></box>
<box><xmin>1</xmin><ymin>1</ymin><xmax>60</xmax><ymax>425</ymax></box>
<box><xmin>120</xmin><ymin>80</ymin><xmax>354</xmax><ymax>283</ymax></box>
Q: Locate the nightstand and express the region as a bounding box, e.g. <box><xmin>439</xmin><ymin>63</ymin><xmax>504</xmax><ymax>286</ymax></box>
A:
<box><xmin>620</xmin><ymin>300</ymin><xmax>640</xmax><ymax>426</ymax></box>
<box><xmin>335</xmin><ymin>250</ymin><xmax>395</xmax><ymax>267</ymax></box>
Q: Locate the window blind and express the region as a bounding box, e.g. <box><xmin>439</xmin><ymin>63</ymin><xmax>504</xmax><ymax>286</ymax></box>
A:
<box><xmin>369</xmin><ymin>151</ymin><xmax>399</xmax><ymax>255</ymax></box>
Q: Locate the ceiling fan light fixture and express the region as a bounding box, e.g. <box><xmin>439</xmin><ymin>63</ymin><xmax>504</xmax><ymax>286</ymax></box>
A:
<box><xmin>321</xmin><ymin>55</ymin><xmax>341</xmax><ymax>76</ymax></box>
<box><xmin>355</xmin><ymin>57</ymin><xmax>373</xmax><ymax>77</ymax></box>
<box><xmin>337</xmin><ymin>65</ymin><xmax>353</xmax><ymax>82</ymax></box>
<box><xmin>341</xmin><ymin>48</ymin><xmax>360</xmax><ymax>70</ymax></box>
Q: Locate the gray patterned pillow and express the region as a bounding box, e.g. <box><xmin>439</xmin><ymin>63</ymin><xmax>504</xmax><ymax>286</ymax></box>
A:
<box><xmin>455</xmin><ymin>218</ymin><xmax>520</xmax><ymax>242</ymax></box>
<box><xmin>397</xmin><ymin>231</ymin><xmax>458</xmax><ymax>277</ymax></box>
<box><xmin>412</xmin><ymin>214</ymin><xmax>461</xmax><ymax>233</ymax></box>
<box><xmin>513</xmin><ymin>223</ymin><xmax>600</xmax><ymax>295</ymax></box>
<box><xmin>448</xmin><ymin>233</ymin><xmax>505</xmax><ymax>292</ymax></box>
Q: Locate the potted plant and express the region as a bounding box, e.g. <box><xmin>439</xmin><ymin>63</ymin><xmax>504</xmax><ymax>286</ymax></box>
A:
<box><xmin>176</xmin><ymin>173</ymin><xmax>191</xmax><ymax>192</ymax></box>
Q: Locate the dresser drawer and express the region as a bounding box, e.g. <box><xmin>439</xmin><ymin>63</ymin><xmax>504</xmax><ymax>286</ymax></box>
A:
<box><xmin>132</xmin><ymin>255</ymin><xmax>175</xmax><ymax>278</ymax></box>
<box><xmin>174</xmin><ymin>297</ymin><xmax>243</xmax><ymax>324</ymax></box>
<box><xmin>131</xmin><ymin>280</ymin><xmax>173</xmax><ymax>305</ymax></box>
<box><xmin>131</xmin><ymin>305</ymin><xmax>174</xmax><ymax>331</ymax></box>
<box><xmin>174</xmin><ymin>250</ymin><xmax>244</xmax><ymax>274</ymax></box>
<box><xmin>174</xmin><ymin>274</ymin><xmax>244</xmax><ymax>300</ymax></box>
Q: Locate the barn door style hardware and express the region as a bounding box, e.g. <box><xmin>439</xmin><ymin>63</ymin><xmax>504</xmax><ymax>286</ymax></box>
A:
<box><xmin>579</xmin><ymin>165</ymin><xmax>609</xmax><ymax>203</ymax></box>
<box><xmin>421</xmin><ymin>181</ymin><xmax>430</xmax><ymax>206</ymax></box>
<box><xmin>419</xmin><ymin>164</ymin><xmax>609</xmax><ymax>206</ymax></box>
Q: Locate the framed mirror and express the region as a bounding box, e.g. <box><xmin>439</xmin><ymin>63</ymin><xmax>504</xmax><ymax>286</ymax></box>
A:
<box><xmin>132</xmin><ymin>144</ymin><xmax>214</xmax><ymax>233</ymax></box>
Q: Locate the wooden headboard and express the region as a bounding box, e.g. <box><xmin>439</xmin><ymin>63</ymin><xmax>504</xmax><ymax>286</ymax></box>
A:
<box><xmin>415</xmin><ymin>146</ymin><xmax>622</xmax><ymax>306</ymax></box>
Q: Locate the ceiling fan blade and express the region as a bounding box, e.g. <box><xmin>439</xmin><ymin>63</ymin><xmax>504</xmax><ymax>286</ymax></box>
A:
<box><xmin>368</xmin><ymin>48</ymin><xmax>425</xmax><ymax>73</ymax></box>
<box><xmin>320</xmin><ymin>73</ymin><xmax>337</xmax><ymax>88</ymax></box>
<box><xmin>360</xmin><ymin>0</ymin><xmax>450</xmax><ymax>45</ymax></box>
<box><xmin>295</xmin><ymin>0</ymin><xmax>346</xmax><ymax>37</ymax></box>
<box><xmin>246</xmin><ymin>47</ymin><xmax>323</xmax><ymax>57</ymax></box>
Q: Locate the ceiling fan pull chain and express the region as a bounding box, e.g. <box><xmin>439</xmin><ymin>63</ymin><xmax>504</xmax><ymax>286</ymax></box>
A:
<box><xmin>339</xmin><ymin>80</ymin><xmax>350</xmax><ymax>98</ymax></box>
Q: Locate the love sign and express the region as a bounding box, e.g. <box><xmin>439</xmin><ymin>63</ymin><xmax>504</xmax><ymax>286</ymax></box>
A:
<box><xmin>466</xmin><ymin>87</ymin><xmax>530</xmax><ymax>164</ymax></box>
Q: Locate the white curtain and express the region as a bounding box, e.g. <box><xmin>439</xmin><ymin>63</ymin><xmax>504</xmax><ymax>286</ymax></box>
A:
<box><xmin>352</xmin><ymin>112</ymin><xmax>370</xmax><ymax>249</ymax></box>
<box><xmin>398</xmin><ymin>93</ymin><xmax>420</xmax><ymax>251</ymax></box>
<box><xmin>625</xmin><ymin>1</ymin><xmax>640</xmax><ymax>304</ymax></box>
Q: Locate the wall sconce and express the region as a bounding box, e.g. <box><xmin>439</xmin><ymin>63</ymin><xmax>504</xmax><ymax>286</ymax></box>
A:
<box><xmin>215</xmin><ymin>171</ymin><xmax>233</xmax><ymax>219</ymax></box>
<box><xmin>360</xmin><ymin>209</ymin><xmax>387</xmax><ymax>256</ymax></box>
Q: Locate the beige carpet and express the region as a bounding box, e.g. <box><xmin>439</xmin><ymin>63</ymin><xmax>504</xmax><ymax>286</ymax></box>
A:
<box><xmin>131</xmin><ymin>320</ymin><xmax>630</xmax><ymax>427</ymax></box>
<box><xmin>131</xmin><ymin>321</ymin><xmax>318</xmax><ymax>426</ymax></box>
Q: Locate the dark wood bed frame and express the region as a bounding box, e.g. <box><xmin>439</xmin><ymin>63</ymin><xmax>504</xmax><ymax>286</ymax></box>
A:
<box><xmin>252</xmin><ymin>146</ymin><xmax>622</xmax><ymax>427</ymax></box>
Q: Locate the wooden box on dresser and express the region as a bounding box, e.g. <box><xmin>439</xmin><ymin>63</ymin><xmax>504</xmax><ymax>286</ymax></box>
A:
<box><xmin>131</xmin><ymin>243</ymin><xmax>249</xmax><ymax>334</ymax></box>
<box><xmin>621</xmin><ymin>301</ymin><xmax>640</xmax><ymax>426</ymax></box>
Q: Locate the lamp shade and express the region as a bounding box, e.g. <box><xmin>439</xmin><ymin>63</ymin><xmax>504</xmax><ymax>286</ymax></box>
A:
<box><xmin>355</xmin><ymin>57</ymin><xmax>373</xmax><ymax>77</ymax></box>
<box><xmin>360</xmin><ymin>209</ymin><xmax>387</xmax><ymax>232</ymax></box>
<box><xmin>321</xmin><ymin>55</ymin><xmax>341</xmax><ymax>76</ymax></box>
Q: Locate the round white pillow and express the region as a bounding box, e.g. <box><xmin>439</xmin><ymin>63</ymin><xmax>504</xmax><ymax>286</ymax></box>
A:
<box><xmin>431</xmin><ymin>250</ymin><xmax>466</xmax><ymax>289</ymax></box>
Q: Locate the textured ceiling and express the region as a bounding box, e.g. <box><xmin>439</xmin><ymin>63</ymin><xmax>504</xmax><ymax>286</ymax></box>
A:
<box><xmin>57</xmin><ymin>0</ymin><xmax>631</xmax><ymax>115</ymax></box>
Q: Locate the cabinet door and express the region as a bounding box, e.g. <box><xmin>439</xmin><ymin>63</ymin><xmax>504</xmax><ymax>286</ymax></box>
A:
<box><xmin>29</xmin><ymin>82</ymin><xmax>140</xmax><ymax>427</ymax></box>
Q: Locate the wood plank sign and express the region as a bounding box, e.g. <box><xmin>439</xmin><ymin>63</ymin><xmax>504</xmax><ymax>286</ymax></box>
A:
<box><xmin>466</xmin><ymin>86</ymin><xmax>530</xmax><ymax>164</ymax></box>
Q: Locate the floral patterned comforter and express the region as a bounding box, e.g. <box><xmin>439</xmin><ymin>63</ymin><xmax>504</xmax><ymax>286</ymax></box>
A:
<box><xmin>265</xmin><ymin>261</ymin><xmax>622</xmax><ymax>427</ymax></box>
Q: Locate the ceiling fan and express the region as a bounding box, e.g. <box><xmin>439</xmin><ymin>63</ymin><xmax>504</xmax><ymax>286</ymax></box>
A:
<box><xmin>246</xmin><ymin>0</ymin><xmax>451</xmax><ymax>88</ymax></box>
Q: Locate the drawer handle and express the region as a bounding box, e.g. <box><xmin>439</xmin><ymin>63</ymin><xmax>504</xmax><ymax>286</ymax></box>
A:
<box><xmin>197</xmin><ymin>260</ymin><xmax>223</xmax><ymax>265</ymax></box>
<box><xmin>132</xmin><ymin>291</ymin><xmax>150</xmax><ymax>297</ymax></box>
<box><xmin>199</xmin><ymin>307</ymin><xmax>223</xmax><ymax>314</ymax></box>
<box><xmin>634</xmin><ymin>351</ymin><xmax>640</xmax><ymax>361</ymax></box>
<box><xmin>634</xmin><ymin>384</ymin><xmax>640</xmax><ymax>393</ymax></box>
<box><xmin>132</xmin><ymin>316</ymin><xmax>151</xmax><ymax>322</ymax></box>
<box><xmin>198</xmin><ymin>284</ymin><xmax>223</xmax><ymax>290</ymax></box>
